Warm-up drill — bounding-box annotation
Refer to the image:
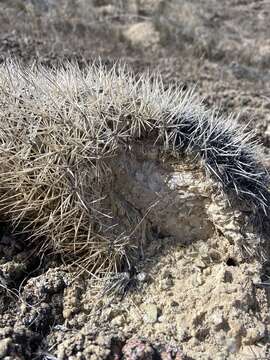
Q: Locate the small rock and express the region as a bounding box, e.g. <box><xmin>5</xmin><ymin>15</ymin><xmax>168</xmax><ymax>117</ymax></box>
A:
<box><xmin>95</xmin><ymin>335</ymin><xmax>111</xmax><ymax>347</ymax></box>
<box><xmin>142</xmin><ymin>304</ymin><xmax>158</xmax><ymax>324</ymax></box>
<box><xmin>160</xmin><ymin>278</ymin><xmax>174</xmax><ymax>290</ymax></box>
<box><xmin>111</xmin><ymin>315</ymin><xmax>125</xmax><ymax>327</ymax></box>
<box><xmin>122</xmin><ymin>22</ymin><xmax>160</xmax><ymax>49</ymax></box>
<box><xmin>209</xmin><ymin>311</ymin><xmax>225</xmax><ymax>330</ymax></box>
<box><xmin>158</xmin><ymin>315</ymin><xmax>165</xmax><ymax>323</ymax></box>
<box><xmin>137</xmin><ymin>272</ymin><xmax>148</xmax><ymax>283</ymax></box>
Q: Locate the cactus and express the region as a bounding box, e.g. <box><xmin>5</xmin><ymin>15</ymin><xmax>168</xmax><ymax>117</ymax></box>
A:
<box><xmin>0</xmin><ymin>61</ymin><xmax>269</xmax><ymax>276</ymax></box>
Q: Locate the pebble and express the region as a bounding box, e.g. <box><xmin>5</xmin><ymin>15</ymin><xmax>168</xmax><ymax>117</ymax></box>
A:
<box><xmin>142</xmin><ymin>304</ymin><xmax>158</xmax><ymax>324</ymax></box>
<box><xmin>137</xmin><ymin>272</ymin><xmax>148</xmax><ymax>283</ymax></box>
<box><xmin>122</xmin><ymin>22</ymin><xmax>160</xmax><ymax>49</ymax></box>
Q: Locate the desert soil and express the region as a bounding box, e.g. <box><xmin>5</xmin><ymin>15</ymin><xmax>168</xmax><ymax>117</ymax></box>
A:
<box><xmin>1</xmin><ymin>0</ymin><xmax>270</xmax><ymax>359</ymax></box>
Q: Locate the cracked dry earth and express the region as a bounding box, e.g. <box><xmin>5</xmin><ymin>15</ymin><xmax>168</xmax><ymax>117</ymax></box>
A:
<box><xmin>1</xmin><ymin>0</ymin><xmax>270</xmax><ymax>359</ymax></box>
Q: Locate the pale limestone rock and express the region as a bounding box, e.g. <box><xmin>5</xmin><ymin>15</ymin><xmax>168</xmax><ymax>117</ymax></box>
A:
<box><xmin>122</xmin><ymin>22</ymin><xmax>160</xmax><ymax>48</ymax></box>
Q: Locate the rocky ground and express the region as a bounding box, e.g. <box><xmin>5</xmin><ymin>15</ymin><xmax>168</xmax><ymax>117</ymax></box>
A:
<box><xmin>0</xmin><ymin>0</ymin><xmax>270</xmax><ymax>359</ymax></box>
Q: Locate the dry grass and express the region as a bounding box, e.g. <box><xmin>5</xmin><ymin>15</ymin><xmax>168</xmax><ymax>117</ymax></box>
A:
<box><xmin>1</xmin><ymin>0</ymin><xmax>269</xmax><ymax>70</ymax></box>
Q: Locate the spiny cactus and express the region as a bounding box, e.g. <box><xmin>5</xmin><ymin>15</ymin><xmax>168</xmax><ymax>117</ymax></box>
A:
<box><xmin>0</xmin><ymin>60</ymin><xmax>269</xmax><ymax>276</ymax></box>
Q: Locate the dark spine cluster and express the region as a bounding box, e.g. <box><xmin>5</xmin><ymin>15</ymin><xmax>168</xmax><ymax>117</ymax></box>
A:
<box><xmin>165</xmin><ymin>110</ymin><xmax>270</xmax><ymax>226</ymax></box>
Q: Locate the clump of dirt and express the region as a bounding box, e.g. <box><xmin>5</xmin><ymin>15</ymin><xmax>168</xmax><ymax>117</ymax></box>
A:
<box><xmin>1</xmin><ymin>231</ymin><xmax>268</xmax><ymax>359</ymax></box>
<box><xmin>47</xmin><ymin>234</ymin><xmax>269</xmax><ymax>359</ymax></box>
<box><xmin>0</xmin><ymin>1</ymin><xmax>270</xmax><ymax>359</ymax></box>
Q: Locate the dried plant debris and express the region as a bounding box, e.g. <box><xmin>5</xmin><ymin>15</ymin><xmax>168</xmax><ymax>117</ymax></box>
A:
<box><xmin>0</xmin><ymin>60</ymin><xmax>269</xmax><ymax>277</ymax></box>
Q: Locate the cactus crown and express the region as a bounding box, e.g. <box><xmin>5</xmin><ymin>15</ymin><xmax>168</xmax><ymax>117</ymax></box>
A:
<box><xmin>0</xmin><ymin>61</ymin><xmax>269</xmax><ymax>274</ymax></box>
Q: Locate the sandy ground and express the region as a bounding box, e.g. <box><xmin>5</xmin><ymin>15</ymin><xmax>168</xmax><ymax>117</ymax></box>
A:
<box><xmin>0</xmin><ymin>0</ymin><xmax>270</xmax><ymax>359</ymax></box>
